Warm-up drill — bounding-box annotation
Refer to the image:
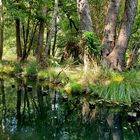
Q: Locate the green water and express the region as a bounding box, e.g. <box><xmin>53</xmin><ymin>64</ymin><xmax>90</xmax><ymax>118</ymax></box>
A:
<box><xmin>0</xmin><ymin>77</ymin><xmax>140</xmax><ymax>140</ymax></box>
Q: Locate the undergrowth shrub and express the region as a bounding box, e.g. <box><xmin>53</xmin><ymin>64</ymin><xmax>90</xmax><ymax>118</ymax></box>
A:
<box><xmin>14</xmin><ymin>63</ymin><xmax>23</xmax><ymax>73</ymax></box>
<box><xmin>83</xmin><ymin>31</ymin><xmax>101</xmax><ymax>57</ymax></box>
<box><xmin>64</xmin><ymin>82</ymin><xmax>84</xmax><ymax>94</ymax></box>
<box><xmin>26</xmin><ymin>62</ymin><xmax>38</xmax><ymax>76</ymax></box>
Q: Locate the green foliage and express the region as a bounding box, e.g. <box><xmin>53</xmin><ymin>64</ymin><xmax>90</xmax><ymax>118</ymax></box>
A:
<box><xmin>7</xmin><ymin>0</ymin><xmax>28</xmax><ymax>20</ymax></box>
<box><xmin>25</xmin><ymin>62</ymin><xmax>38</xmax><ymax>76</ymax></box>
<box><xmin>57</xmin><ymin>0</ymin><xmax>79</xmax><ymax>49</ymax></box>
<box><xmin>64</xmin><ymin>82</ymin><xmax>84</xmax><ymax>94</ymax></box>
<box><xmin>38</xmin><ymin>68</ymin><xmax>57</xmax><ymax>80</ymax></box>
<box><xmin>71</xmin><ymin>82</ymin><xmax>83</xmax><ymax>94</ymax></box>
<box><xmin>38</xmin><ymin>69</ymin><xmax>49</xmax><ymax>79</ymax></box>
<box><xmin>6</xmin><ymin>0</ymin><xmax>47</xmax><ymax>21</ymax></box>
<box><xmin>14</xmin><ymin>63</ymin><xmax>23</xmax><ymax>73</ymax></box>
<box><xmin>83</xmin><ymin>32</ymin><xmax>101</xmax><ymax>57</ymax></box>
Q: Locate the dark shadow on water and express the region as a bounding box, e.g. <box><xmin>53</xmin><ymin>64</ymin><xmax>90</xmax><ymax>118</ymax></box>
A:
<box><xmin>0</xmin><ymin>77</ymin><xmax>140</xmax><ymax>140</ymax></box>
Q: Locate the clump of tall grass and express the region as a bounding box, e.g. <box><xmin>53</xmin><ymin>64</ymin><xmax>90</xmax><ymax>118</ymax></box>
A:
<box><xmin>90</xmin><ymin>69</ymin><xmax>140</xmax><ymax>105</ymax></box>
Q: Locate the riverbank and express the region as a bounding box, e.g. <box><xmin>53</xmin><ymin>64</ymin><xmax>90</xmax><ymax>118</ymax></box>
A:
<box><xmin>0</xmin><ymin>59</ymin><xmax>140</xmax><ymax>106</ymax></box>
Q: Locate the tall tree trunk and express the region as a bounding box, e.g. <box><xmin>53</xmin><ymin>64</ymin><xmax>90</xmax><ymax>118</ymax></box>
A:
<box><xmin>77</xmin><ymin>0</ymin><xmax>93</xmax><ymax>75</ymax></box>
<box><xmin>45</xmin><ymin>0</ymin><xmax>59</xmax><ymax>58</ymax></box>
<box><xmin>37</xmin><ymin>20</ymin><xmax>45</xmax><ymax>62</ymax></box>
<box><xmin>37</xmin><ymin>7</ymin><xmax>47</xmax><ymax>62</ymax></box>
<box><xmin>21</xmin><ymin>17</ymin><xmax>30</xmax><ymax>61</ymax></box>
<box><xmin>102</xmin><ymin>0</ymin><xmax>121</xmax><ymax>58</ymax></box>
<box><xmin>25</xmin><ymin>21</ymin><xmax>38</xmax><ymax>60</ymax></box>
<box><xmin>104</xmin><ymin>0</ymin><xmax>138</xmax><ymax>71</ymax></box>
<box><xmin>0</xmin><ymin>0</ymin><xmax>3</xmax><ymax>60</ymax></box>
<box><xmin>19</xmin><ymin>2</ymin><xmax>38</xmax><ymax>62</ymax></box>
<box><xmin>52</xmin><ymin>18</ymin><xmax>57</xmax><ymax>57</ymax></box>
<box><xmin>15</xmin><ymin>18</ymin><xmax>22</xmax><ymax>60</ymax></box>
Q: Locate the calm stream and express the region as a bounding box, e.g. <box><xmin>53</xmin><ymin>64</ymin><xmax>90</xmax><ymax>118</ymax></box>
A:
<box><xmin>0</xmin><ymin>77</ymin><xmax>140</xmax><ymax>140</ymax></box>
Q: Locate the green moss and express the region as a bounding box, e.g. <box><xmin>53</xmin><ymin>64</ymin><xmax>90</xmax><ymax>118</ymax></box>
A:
<box><xmin>64</xmin><ymin>82</ymin><xmax>84</xmax><ymax>94</ymax></box>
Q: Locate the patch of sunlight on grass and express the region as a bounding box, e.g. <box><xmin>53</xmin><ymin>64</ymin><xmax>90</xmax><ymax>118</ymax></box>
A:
<box><xmin>38</xmin><ymin>67</ymin><xmax>60</xmax><ymax>81</ymax></box>
<box><xmin>3</xmin><ymin>53</ymin><xmax>17</xmax><ymax>61</ymax></box>
<box><xmin>0</xmin><ymin>64</ymin><xmax>14</xmax><ymax>74</ymax></box>
<box><xmin>66</xmin><ymin>70</ymin><xmax>83</xmax><ymax>81</ymax></box>
<box><xmin>52</xmin><ymin>66</ymin><xmax>83</xmax><ymax>82</ymax></box>
<box><xmin>88</xmin><ymin>66</ymin><xmax>101</xmax><ymax>83</ymax></box>
<box><xmin>64</xmin><ymin>83</ymin><xmax>72</xmax><ymax>94</ymax></box>
<box><xmin>112</xmin><ymin>74</ymin><xmax>124</xmax><ymax>82</ymax></box>
<box><xmin>38</xmin><ymin>69</ymin><xmax>49</xmax><ymax>79</ymax></box>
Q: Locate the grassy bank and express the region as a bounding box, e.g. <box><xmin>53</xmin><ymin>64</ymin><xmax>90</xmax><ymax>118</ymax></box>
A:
<box><xmin>0</xmin><ymin>59</ymin><xmax>140</xmax><ymax>106</ymax></box>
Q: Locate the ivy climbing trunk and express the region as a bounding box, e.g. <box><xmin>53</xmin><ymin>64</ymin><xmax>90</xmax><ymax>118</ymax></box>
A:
<box><xmin>77</xmin><ymin>0</ymin><xmax>93</xmax><ymax>75</ymax></box>
<box><xmin>0</xmin><ymin>0</ymin><xmax>3</xmax><ymax>60</ymax></box>
<box><xmin>104</xmin><ymin>0</ymin><xmax>138</xmax><ymax>71</ymax></box>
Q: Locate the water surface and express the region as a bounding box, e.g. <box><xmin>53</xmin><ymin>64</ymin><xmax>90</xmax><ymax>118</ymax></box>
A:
<box><xmin>0</xmin><ymin>77</ymin><xmax>140</xmax><ymax>140</ymax></box>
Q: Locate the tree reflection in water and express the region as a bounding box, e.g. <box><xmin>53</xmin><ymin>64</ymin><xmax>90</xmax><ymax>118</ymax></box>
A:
<box><xmin>0</xmin><ymin>77</ymin><xmax>140</xmax><ymax>140</ymax></box>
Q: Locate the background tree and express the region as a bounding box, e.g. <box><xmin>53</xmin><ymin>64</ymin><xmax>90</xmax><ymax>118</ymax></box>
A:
<box><xmin>15</xmin><ymin>17</ymin><xmax>22</xmax><ymax>60</ymax></box>
<box><xmin>37</xmin><ymin>7</ymin><xmax>47</xmax><ymax>62</ymax></box>
<box><xmin>126</xmin><ymin>2</ymin><xmax>140</xmax><ymax>68</ymax></box>
<box><xmin>77</xmin><ymin>0</ymin><xmax>93</xmax><ymax>74</ymax></box>
<box><xmin>46</xmin><ymin>0</ymin><xmax>59</xmax><ymax>58</ymax></box>
<box><xmin>0</xmin><ymin>0</ymin><xmax>3</xmax><ymax>60</ymax></box>
<box><xmin>1</xmin><ymin>0</ymin><xmax>139</xmax><ymax>71</ymax></box>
